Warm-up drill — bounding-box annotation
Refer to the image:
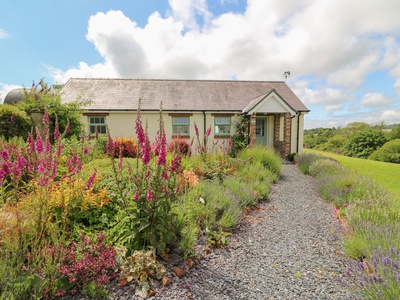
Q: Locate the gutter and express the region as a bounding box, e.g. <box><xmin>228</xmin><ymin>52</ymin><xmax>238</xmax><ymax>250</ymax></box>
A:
<box><xmin>203</xmin><ymin>110</ymin><xmax>206</xmax><ymax>147</ymax></box>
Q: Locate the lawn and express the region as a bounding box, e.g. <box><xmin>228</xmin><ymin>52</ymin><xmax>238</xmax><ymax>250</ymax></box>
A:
<box><xmin>304</xmin><ymin>149</ymin><xmax>400</xmax><ymax>198</ymax></box>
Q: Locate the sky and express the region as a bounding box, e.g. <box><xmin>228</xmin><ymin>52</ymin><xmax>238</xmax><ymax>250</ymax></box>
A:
<box><xmin>1</xmin><ymin>0</ymin><xmax>400</xmax><ymax>129</ymax></box>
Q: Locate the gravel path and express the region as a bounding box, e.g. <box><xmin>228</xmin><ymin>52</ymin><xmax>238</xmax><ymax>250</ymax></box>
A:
<box><xmin>105</xmin><ymin>163</ymin><xmax>357</xmax><ymax>300</ymax></box>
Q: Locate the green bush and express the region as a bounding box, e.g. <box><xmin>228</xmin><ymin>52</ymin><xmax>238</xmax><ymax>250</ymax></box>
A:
<box><xmin>294</xmin><ymin>153</ymin><xmax>323</xmax><ymax>174</ymax></box>
<box><xmin>314</xmin><ymin>135</ymin><xmax>347</xmax><ymax>153</ymax></box>
<box><xmin>389</xmin><ymin>124</ymin><xmax>400</xmax><ymax>139</ymax></box>
<box><xmin>308</xmin><ymin>158</ymin><xmax>343</xmax><ymax>178</ymax></box>
<box><xmin>0</xmin><ymin>104</ymin><xmax>32</xmax><ymax>140</ymax></box>
<box><xmin>237</xmin><ymin>145</ymin><xmax>282</xmax><ymax>178</ymax></box>
<box><xmin>369</xmin><ymin>139</ymin><xmax>400</xmax><ymax>163</ymax></box>
<box><xmin>237</xmin><ymin>161</ymin><xmax>273</xmax><ymax>200</ymax></box>
<box><xmin>343</xmin><ymin>129</ymin><xmax>387</xmax><ymax>158</ymax></box>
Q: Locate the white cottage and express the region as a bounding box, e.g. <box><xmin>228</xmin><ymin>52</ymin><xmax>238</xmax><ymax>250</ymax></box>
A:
<box><xmin>61</xmin><ymin>78</ymin><xmax>309</xmax><ymax>157</ymax></box>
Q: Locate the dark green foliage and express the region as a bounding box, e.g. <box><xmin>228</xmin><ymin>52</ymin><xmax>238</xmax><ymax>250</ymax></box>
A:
<box><xmin>0</xmin><ymin>104</ymin><xmax>32</xmax><ymax>140</ymax></box>
<box><xmin>343</xmin><ymin>129</ymin><xmax>387</xmax><ymax>158</ymax></box>
<box><xmin>369</xmin><ymin>139</ymin><xmax>400</xmax><ymax>163</ymax></box>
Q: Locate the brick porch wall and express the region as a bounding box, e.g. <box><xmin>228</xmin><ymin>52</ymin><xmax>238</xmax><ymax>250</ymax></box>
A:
<box><xmin>249</xmin><ymin>114</ymin><xmax>256</xmax><ymax>144</ymax></box>
<box><xmin>273</xmin><ymin>113</ymin><xmax>291</xmax><ymax>158</ymax></box>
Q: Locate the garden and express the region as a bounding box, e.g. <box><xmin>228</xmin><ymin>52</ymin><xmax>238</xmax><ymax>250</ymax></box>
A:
<box><xmin>0</xmin><ymin>94</ymin><xmax>282</xmax><ymax>299</ymax></box>
<box><xmin>295</xmin><ymin>152</ymin><xmax>400</xmax><ymax>299</ymax></box>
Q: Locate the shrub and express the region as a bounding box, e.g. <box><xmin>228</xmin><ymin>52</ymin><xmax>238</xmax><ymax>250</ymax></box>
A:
<box><xmin>230</xmin><ymin>115</ymin><xmax>250</xmax><ymax>156</ymax></box>
<box><xmin>314</xmin><ymin>135</ymin><xmax>347</xmax><ymax>153</ymax></box>
<box><xmin>0</xmin><ymin>104</ymin><xmax>32</xmax><ymax>140</ymax></box>
<box><xmin>237</xmin><ymin>145</ymin><xmax>282</xmax><ymax>178</ymax></box>
<box><xmin>58</xmin><ymin>232</ymin><xmax>117</xmax><ymax>296</ymax></box>
<box><xmin>343</xmin><ymin>129</ymin><xmax>387</xmax><ymax>158</ymax></box>
<box><xmin>308</xmin><ymin>158</ymin><xmax>343</xmax><ymax>178</ymax></box>
<box><xmin>369</xmin><ymin>139</ymin><xmax>400</xmax><ymax>163</ymax></box>
<box><xmin>237</xmin><ymin>161</ymin><xmax>274</xmax><ymax>200</ymax></box>
<box><xmin>294</xmin><ymin>153</ymin><xmax>323</xmax><ymax>174</ymax></box>
<box><xmin>167</xmin><ymin>138</ymin><xmax>191</xmax><ymax>156</ymax></box>
<box><xmin>389</xmin><ymin>124</ymin><xmax>400</xmax><ymax>139</ymax></box>
<box><xmin>113</xmin><ymin>137</ymin><xmax>137</xmax><ymax>158</ymax></box>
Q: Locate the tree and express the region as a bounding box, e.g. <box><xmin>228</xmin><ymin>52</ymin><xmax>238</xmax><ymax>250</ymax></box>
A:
<box><xmin>17</xmin><ymin>79</ymin><xmax>88</xmax><ymax>139</ymax></box>
<box><xmin>390</xmin><ymin>124</ymin><xmax>400</xmax><ymax>140</ymax></box>
<box><xmin>343</xmin><ymin>129</ymin><xmax>387</xmax><ymax>159</ymax></box>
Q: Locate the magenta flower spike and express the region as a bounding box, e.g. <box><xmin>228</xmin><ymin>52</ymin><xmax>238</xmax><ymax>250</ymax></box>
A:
<box><xmin>205</xmin><ymin>127</ymin><xmax>211</xmax><ymax>137</ymax></box>
<box><xmin>43</xmin><ymin>110</ymin><xmax>50</xmax><ymax>126</ymax></box>
<box><xmin>194</xmin><ymin>123</ymin><xmax>199</xmax><ymax>138</ymax></box>
<box><xmin>146</xmin><ymin>186</ymin><xmax>153</xmax><ymax>201</ymax></box>
<box><xmin>157</xmin><ymin>130</ymin><xmax>167</xmax><ymax>166</ymax></box>
<box><xmin>87</xmin><ymin>172</ymin><xmax>97</xmax><ymax>190</ymax></box>
<box><xmin>134</xmin><ymin>189</ymin><xmax>139</xmax><ymax>200</ymax></box>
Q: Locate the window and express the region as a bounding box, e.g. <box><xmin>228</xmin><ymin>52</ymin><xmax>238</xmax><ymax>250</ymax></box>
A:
<box><xmin>214</xmin><ymin>116</ymin><xmax>231</xmax><ymax>136</ymax></box>
<box><xmin>89</xmin><ymin>116</ymin><xmax>106</xmax><ymax>134</ymax></box>
<box><xmin>172</xmin><ymin>116</ymin><xmax>190</xmax><ymax>136</ymax></box>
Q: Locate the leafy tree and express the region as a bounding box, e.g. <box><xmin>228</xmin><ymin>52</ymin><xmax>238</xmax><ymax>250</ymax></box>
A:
<box><xmin>369</xmin><ymin>139</ymin><xmax>400</xmax><ymax>163</ymax></box>
<box><xmin>390</xmin><ymin>124</ymin><xmax>400</xmax><ymax>140</ymax></box>
<box><xmin>303</xmin><ymin>128</ymin><xmax>334</xmax><ymax>148</ymax></box>
<box><xmin>343</xmin><ymin>129</ymin><xmax>387</xmax><ymax>158</ymax></box>
<box><xmin>338</xmin><ymin>122</ymin><xmax>371</xmax><ymax>139</ymax></box>
<box><xmin>17</xmin><ymin>79</ymin><xmax>88</xmax><ymax>139</ymax></box>
<box><xmin>314</xmin><ymin>135</ymin><xmax>347</xmax><ymax>153</ymax></box>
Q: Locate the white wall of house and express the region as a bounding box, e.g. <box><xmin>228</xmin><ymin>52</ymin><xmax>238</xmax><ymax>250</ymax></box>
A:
<box><xmin>290</xmin><ymin>113</ymin><xmax>305</xmax><ymax>154</ymax></box>
<box><xmin>81</xmin><ymin>111</ymin><xmax>235</xmax><ymax>152</ymax></box>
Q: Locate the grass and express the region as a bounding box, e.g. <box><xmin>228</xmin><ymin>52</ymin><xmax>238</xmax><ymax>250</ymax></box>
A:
<box><xmin>304</xmin><ymin>149</ymin><xmax>400</xmax><ymax>198</ymax></box>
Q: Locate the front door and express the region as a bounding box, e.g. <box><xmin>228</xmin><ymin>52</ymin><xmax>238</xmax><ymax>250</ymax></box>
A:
<box><xmin>255</xmin><ymin>117</ymin><xmax>267</xmax><ymax>145</ymax></box>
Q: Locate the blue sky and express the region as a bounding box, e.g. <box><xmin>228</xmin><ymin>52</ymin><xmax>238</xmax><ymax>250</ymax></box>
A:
<box><xmin>1</xmin><ymin>0</ymin><xmax>400</xmax><ymax>129</ymax></box>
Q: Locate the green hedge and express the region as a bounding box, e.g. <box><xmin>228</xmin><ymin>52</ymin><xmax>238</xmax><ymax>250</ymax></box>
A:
<box><xmin>0</xmin><ymin>104</ymin><xmax>32</xmax><ymax>140</ymax></box>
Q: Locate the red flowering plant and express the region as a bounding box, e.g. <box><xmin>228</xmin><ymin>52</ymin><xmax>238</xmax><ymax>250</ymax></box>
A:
<box><xmin>107</xmin><ymin>103</ymin><xmax>182</xmax><ymax>256</ymax></box>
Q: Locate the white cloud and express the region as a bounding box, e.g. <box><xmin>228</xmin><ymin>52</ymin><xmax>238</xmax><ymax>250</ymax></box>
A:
<box><xmin>292</xmin><ymin>82</ymin><xmax>349</xmax><ymax>107</ymax></box>
<box><xmin>0</xmin><ymin>29</ymin><xmax>9</xmax><ymax>39</ymax></box>
<box><xmin>49</xmin><ymin>0</ymin><xmax>400</xmax><ymax>129</ymax></box>
<box><xmin>325</xmin><ymin>104</ymin><xmax>343</xmax><ymax>111</ymax></box>
<box><xmin>360</xmin><ymin>93</ymin><xmax>394</xmax><ymax>107</ymax></box>
<box><xmin>51</xmin><ymin>0</ymin><xmax>400</xmax><ymax>83</ymax></box>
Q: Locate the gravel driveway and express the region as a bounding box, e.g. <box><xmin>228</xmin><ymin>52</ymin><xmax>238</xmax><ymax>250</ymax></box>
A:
<box><xmin>107</xmin><ymin>163</ymin><xmax>357</xmax><ymax>300</ymax></box>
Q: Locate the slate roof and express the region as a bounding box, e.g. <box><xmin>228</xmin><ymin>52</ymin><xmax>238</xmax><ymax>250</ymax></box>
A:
<box><xmin>61</xmin><ymin>78</ymin><xmax>309</xmax><ymax>113</ymax></box>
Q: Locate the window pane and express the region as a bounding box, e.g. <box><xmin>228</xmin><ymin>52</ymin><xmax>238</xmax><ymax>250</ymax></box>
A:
<box><xmin>173</xmin><ymin>117</ymin><xmax>189</xmax><ymax>125</ymax></box>
<box><xmin>173</xmin><ymin>125</ymin><xmax>189</xmax><ymax>135</ymax></box>
<box><xmin>215</xmin><ymin>117</ymin><xmax>231</xmax><ymax>125</ymax></box>
<box><xmin>215</xmin><ymin>125</ymin><xmax>231</xmax><ymax>135</ymax></box>
<box><xmin>89</xmin><ymin>116</ymin><xmax>106</xmax><ymax>134</ymax></box>
<box><xmin>214</xmin><ymin>116</ymin><xmax>231</xmax><ymax>135</ymax></box>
